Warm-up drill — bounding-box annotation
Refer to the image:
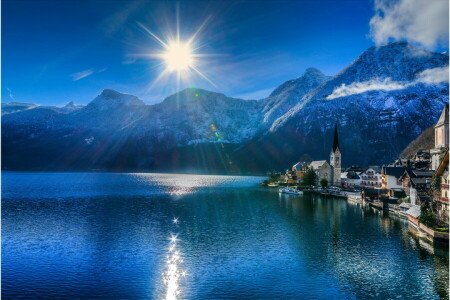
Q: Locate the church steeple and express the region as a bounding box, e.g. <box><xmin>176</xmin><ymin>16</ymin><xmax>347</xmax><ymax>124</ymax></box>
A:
<box><xmin>332</xmin><ymin>123</ymin><xmax>339</xmax><ymax>152</ymax></box>
<box><xmin>330</xmin><ymin>122</ymin><xmax>342</xmax><ymax>186</ymax></box>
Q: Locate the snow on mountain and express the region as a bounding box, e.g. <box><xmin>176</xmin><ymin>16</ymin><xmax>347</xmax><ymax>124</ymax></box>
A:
<box><xmin>2</xmin><ymin>42</ymin><xmax>448</xmax><ymax>172</ymax></box>
<box><xmin>261</xmin><ymin>68</ymin><xmax>329</xmax><ymax>125</ymax></box>
<box><xmin>1</xmin><ymin>102</ymin><xmax>38</xmax><ymax>115</ymax></box>
<box><xmin>241</xmin><ymin>42</ymin><xmax>449</xmax><ymax>169</ymax></box>
<box><xmin>58</xmin><ymin>101</ymin><xmax>85</xmax><ymax>113</ymax></box>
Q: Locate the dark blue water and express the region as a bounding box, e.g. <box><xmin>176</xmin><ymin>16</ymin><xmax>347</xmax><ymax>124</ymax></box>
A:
<box><xmin>2</xmin><ymin>172</ymin><xmax>449</xmax><ymax>299</ymax></box>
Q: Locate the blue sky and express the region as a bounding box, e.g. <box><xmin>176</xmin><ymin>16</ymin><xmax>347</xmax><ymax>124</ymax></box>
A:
<box><xmin>2</xmin><ymin>0</ymin><xmax>447</xmax><ymax>106</ymax></box>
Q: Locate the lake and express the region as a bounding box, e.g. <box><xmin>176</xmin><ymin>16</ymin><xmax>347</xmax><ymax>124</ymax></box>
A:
<box><xmin>2</xmin><ymin>172</ymin><xmax>449</xmax><ymax>299</ymax></box>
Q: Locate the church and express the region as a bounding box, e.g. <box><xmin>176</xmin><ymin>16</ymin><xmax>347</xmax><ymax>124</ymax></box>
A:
<box><xmin>301</xmin><ymin>123</ymin><xmax>342</xmax><ymax>186</ymax></box>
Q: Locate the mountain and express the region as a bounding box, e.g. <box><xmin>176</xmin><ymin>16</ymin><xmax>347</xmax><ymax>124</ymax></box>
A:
<box><xmin>58</xmin><ymin>101</ymin><xmax>85</xmax><ymax>113</ymax></box>
<box><xmin>400</xmin><ymin>126</ymin><xmax>434</xmax><ymax>159</ymax></box>
<box><xmin>1</xmin><ymin>102</ymin><xmax>38</xmax><ymax>115</ymax></box>
<box><xmin>2</xmin><ymin>42</ymin><xmax>449</xmax><ymax>173</ymax></box>
<box><xmin>234</xmin><ymin>42</ymin><xmax>448</xmax><ymax>171</ymax></box>
<box><xmin>261</xmin><ymin>68</ymin><xmax>329</xmax><ymax>125</ymax></box>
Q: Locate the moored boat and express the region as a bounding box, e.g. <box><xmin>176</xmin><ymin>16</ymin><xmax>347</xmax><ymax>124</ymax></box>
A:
<box><xmin>279</xmin><ymin>187</ymin><xmax>303</xmax><ymax>195</ymax></box>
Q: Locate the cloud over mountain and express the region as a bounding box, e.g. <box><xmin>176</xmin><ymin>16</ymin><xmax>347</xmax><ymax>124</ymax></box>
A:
<box><xmin>327</xmin><ymin>65</ymin><xmax>449</xmax><ymax>99</ymax></box>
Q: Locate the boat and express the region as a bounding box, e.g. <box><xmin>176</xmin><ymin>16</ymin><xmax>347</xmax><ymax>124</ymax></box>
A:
<box><xmin>267</xmin><ymin>183</ymin><xmax>279</xmax><ymax>188</ymax></box>
<box><xmin>279</xmin><ymin>187</ymin><xmax>303</xmax><ymax>195</ymax></box>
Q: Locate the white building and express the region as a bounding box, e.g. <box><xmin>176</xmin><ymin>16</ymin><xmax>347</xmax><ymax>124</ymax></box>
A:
<box><xmin>431</xmin><ymin>104</ymin><xmax>449</xmax><ymax>170</ymax></box>
<box><xmin>359</xmin><ymin>166</ymin><xmax>382</xmax><ymax>188</ymax></box>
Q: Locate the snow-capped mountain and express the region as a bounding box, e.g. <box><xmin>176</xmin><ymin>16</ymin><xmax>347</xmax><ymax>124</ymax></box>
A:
<box><xmin>261</xmin><ymin>68</ymin><xmax>329</xmax><ymax>125</ymax></box>
<box><xmin>236</xmin><ymin>42</ymin><xmax>448</xmax><ymax>171</ymax></box>
<box><xmin>2</xmin><ymin>42</ymin><xmax>448</xmax><ymax>173</ymax></box>
<box><xmin>58</xmin><ymin>101</ymin><xmax>85</xmax><ymax>113</ymax></box>
<box><xmin>1</xmin><ymin>102</ymin><xmax>38</xmax><ymax>115</ymax></box>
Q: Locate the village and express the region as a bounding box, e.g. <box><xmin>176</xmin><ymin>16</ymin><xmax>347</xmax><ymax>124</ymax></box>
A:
<box><xmin>263</xmin><ymin>104</ymin><xmax>449</xmax><ymax>247</ymax></box>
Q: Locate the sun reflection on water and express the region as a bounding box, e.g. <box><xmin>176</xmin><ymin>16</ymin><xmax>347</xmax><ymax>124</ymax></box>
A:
<box><xmin>163</xmin><ymin>224</ymin><xmax>187</xmax><ymax>300</ymax></box>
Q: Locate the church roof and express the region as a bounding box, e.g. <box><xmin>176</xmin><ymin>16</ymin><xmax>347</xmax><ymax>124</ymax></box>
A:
<box><xmin>436</xmin><ymin>104</ymin><xmax>449</xmax><ymax>127</ymax></box>
<box><xmin>309</xmin><ymin>160</ymin><xmax>328</xmax><ymax>170</ymax></box>
<box><xmin>332</xmin><ymin>123</ymin><xmax>340</xmax><ymax>152</ymax></box>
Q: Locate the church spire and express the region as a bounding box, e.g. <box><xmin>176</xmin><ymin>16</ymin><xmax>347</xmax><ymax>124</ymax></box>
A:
<box><xmin>332</xmin><ymin>123</ymin><xmax>339</xmax><ymax>152</ymax></box>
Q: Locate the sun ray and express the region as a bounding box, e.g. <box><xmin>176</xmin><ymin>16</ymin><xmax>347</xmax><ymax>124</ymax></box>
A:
<box><xmin>190</xmin><ymin>65</ymin><xmax>216</xmax><ymax>87</ymax></box>
<box><xmin>136</xmin><ymin>21</ymin><xmax>170</xmax><ymax>49</ymax></box>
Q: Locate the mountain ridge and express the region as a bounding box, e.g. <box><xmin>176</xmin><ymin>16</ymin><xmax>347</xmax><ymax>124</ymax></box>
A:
<box><xmin>2</xmin><ymin>42</ymin><xmax>448</xmax><ymax>173</ymax></box>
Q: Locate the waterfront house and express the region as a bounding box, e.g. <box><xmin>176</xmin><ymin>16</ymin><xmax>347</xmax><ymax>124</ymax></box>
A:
<box><xmin>359</xmin><ymin>166</ymin><xmax>382</xmax><ymax>188</ymax></box>
<box><xmin>433</xmin><ymin>150</ymin><xmax>449</xmax><ymax>225</ymax></box>
<box><xmin>400</xmin><ymin>169</ymin><xmax>433</xmax><ymax>205</ymax></box>
<box><xmin>341</xmin><ymin>171</ymin><xmax>361</xmax><ymax>187</ymax></box>
<box><xmin>283</xmin><ymin>162</ymin><xmax>307</xmax><ymax>184</ymax></box>
<box><xmin>431</xmin><ymin>104</ymin><xmax>449</xmax><ymax>170</ymax></box>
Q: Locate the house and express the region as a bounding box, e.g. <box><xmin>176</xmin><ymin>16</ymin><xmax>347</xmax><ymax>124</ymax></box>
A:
<box><xmin>341</xmin><ymin>171</ymin><xmax>361</xmax><ymax>187</ymax></box>
<box><xmin>309</xmin><ymin>160</ymin><xmax>333</xmax><ymax>185</ymax></box>
<box><xmin>283</xmin><ymin>161</ymin><xmax>308</xmax><ymax>184</ymax></box>
<box><xmin>414</xmin><ymin>150</ymin><xmax>431</xmax><ymax>162</ymax></box>
<box><xmin>381</xmin><ymin>166</ymin><xmax>412</xmax><ymax>190</ymax></box>
<box><xmin>400</xmin><ymin>169</ymin><xmax>433</xmax><ymax>205</ymax></box>
<box><xmin>431</xmin><ymin>104</ymin><xmax>449</xmax><ymax>170</ymax></box>
<box><xmin>433</xmin><ymin>150</ymin><xmax>449</xmax><ymax>225</ymax></box>
<box><xmin>359</xmin><ymin>166</ymin><xmax>382</xmax><ymax>188</ymax></box>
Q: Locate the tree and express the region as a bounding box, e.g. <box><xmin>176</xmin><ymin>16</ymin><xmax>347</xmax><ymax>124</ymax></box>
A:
<box><xmin>419</xmin><ymin>203</ymin><xmax>436</xmax><ymax>227</ymax></box>
<box><xmin>320</xmin><ymin>178</ymin><xmax>328</xmax><ymax>189</ymax></box>
<box><xmin>302</xmin><ymin>168</ymin><xmax>317</xmax><ymax>187</ymax></box>
<box><xmin>267</xmin><ymin>170</ymin><xmax>281</xmax><ymax>183</ymax></box>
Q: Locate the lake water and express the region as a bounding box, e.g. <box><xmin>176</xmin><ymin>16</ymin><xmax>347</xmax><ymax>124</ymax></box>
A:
<box><xmin>2</xmin><ymin>172</ymin><xmax>449</xmax><ymax>299</ymax></box>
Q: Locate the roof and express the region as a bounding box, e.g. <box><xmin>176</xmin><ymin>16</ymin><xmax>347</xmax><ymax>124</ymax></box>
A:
<box><xmin>400</xmin><ymin>169</ymin><xmax>415</xmax><ymax>180</ymax></box>
<box><xmin>398</xmin><ymin>202</ymin><xmax>412</xmax><ymax>209</ymax></box>
<box><xmin>346</xmin><ymin>171</ymin><xmax>360</xmax><ymax>179</ymax></box>
<box><xmin>382</xmin><ymin>166</ymin><xmax>413</xmax><ymax>178</ymax></box>
<box><xmin>332</xmin><ymin>123</ymin><xmax>340</xmax><ymax>152</ymax></box>
<box><xmin>410</xmin><ymin>177</ymin><xmax>429</xmax><ymax>186</ymax></box>
<box><xmin>292</xmin><ymin>162</ymin><xmax>302</xmax><ymax>170</ymax></box>
<box><xmin>435</xmin><ymin>104</ymin><xmax>449</xmax><ymax>127</ymax></box>
<box><xmin>368</xmin><ymin>166</ymin><xmax>381</xmax><ymax>173</ymax></box>
<box><xmin>435</xmin><ymin>150</ymin><xmax>449</xmax><ymax>177</ymax></box>
<box><xmin>309</xmin><ymin>160</ymin><xmax>327</xmax><ymax>170</ymax></box>
<box><xmin>405</xmin><ymin>205</ymin><xmax>420</xmax><ymax>218</ymax></box>
<box><xmin>345</xmin><ymin>165</ymin><xmax>363</xmax><ymax>172</ymax></box>
<box><xmin>411</xmin><ymin>170</ymin><xmax>434</xmax><ymax>177</ymax></box>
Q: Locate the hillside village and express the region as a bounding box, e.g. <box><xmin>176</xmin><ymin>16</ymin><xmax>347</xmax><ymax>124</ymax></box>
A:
<box><xmin>266</xmin><ymin>104</ymin><xmax>449</xmax><ymax>245</ymax></box>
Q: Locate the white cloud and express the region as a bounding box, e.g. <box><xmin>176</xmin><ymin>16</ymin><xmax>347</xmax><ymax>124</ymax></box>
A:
<box><xmin>71</xmin><ymin>69</ymin><xmax>95</xmax><ymax>81</ymax></box>
<box><xmin>326</xmin><ymin>78</ymin><xmax>408</xmax><ymax>100</ymax></box>
<box><xmin>370</xmin><ymin>0</ymin><xmax>449</xmax><ymax>49</ymax></box>
<box><xmin>6</xmin><ymin>88</ymin><xmax>15</xmax><ymax>101</ymax></box>
<box><xmin>416</xmin><ymin>65</ymin><xmax>449</xmax><ymax>85</ymax></box>
<box><xmin>327</xmin><ymin>66</ymin><xmax>449</xmax><ymax>99</ymax></box>
<box><xmin>71</xmin><ymin>67</ymin><xmax>108</xmax><ymax>81</ymax></box>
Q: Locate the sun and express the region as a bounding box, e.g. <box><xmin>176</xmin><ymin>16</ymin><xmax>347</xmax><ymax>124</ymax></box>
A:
<box><xmin>136</xmin><ymin>18</ymin><xmax>216</xmax><ymax>87</ymax></box>
<box><xmin>162</xmin><ymin>41</ymin><xmax>194</xmax><ymax>71</ymax></box>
